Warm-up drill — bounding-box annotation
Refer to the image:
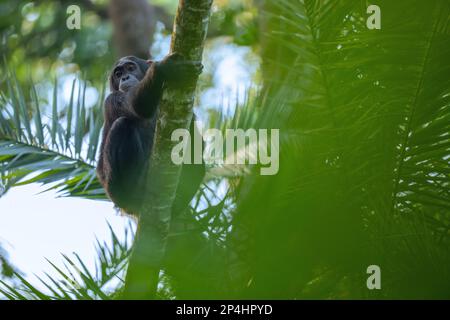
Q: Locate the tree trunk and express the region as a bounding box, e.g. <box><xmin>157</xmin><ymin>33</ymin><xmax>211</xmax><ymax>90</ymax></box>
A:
<box><xmin>122</xmin><ymin>0</ymin><xmax>213</xmax><ymax>299</ymax></box>
<box><xmin>108</xmin><ymin>0</ymin><xmax>156</xmax><ymax>58</ymax></box>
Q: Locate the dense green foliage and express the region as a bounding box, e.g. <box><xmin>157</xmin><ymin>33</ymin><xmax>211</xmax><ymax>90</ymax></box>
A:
<box><xmin>236</xmin><ymin>0</ymin><xmax>449</xmax><ymax>298</ymax></box>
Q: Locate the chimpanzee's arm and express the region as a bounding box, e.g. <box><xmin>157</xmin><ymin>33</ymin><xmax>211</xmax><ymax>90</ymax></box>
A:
<box><xmin>128</xmin><ymin>62</ymin><xmax>164</xmax><ymax>119</ymax></box>
<box><xmin>129</xmin><ymin>53</ymin><xmax>203</xmax><ymax>119</ymax></box>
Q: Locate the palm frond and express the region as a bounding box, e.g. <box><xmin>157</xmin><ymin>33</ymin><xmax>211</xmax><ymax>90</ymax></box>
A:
<box><xmin>0</xmin><ymin>223</ymin><xmax>133</xmax><ymax>300</ymax></box>
<box><xmin>0</xmin><ymin>64</ymin><xmax>106</xmax><ymax>199</ymax></box>
<box><xmin>229</xmin><ymin>0</ymin><xmax>450</xmax><ymax>298</ymax></box>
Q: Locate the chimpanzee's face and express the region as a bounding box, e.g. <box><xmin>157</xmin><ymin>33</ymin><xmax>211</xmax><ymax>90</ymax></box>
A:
<box><xmin>111</xmin><ymin>57</ymin><xmax>147</xmax><ymax>93</ymax></box>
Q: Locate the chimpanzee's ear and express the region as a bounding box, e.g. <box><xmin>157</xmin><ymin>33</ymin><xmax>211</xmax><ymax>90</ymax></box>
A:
<box><xmin>109</xmin><ymin>72</ymin><xmax>118</xmax><ymax>92</ymax></box>
<box><xmin>146</xmin><ymin>60</ymin><xmax>153</xmax><ymax>65</ymax></box>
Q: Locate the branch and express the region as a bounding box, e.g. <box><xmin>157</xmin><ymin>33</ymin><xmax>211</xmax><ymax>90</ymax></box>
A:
<box><xmin>77</xmin><ymin>0</ymin><xmax>108</xmax><ymax>19</ymax></box>
<box><xmin>122</xmin><ymin>0</ymin><xmax>213</xmax><ymax>299</ymax></box>
<box><xmin>109</xmin><ymin>0</ymin><xmax>156</xmax><ymax>58</ymax></box>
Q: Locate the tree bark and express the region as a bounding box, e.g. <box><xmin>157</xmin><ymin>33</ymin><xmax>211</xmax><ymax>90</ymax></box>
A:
<box><xmin>122</xmin><ymin>0</ymin><xmax>213</xmax><ymax>299</ymax></box>
<box><xmin>109</xmin><ymin>0</ymin><xmax>156</xmax><ymax>58</ymax></box>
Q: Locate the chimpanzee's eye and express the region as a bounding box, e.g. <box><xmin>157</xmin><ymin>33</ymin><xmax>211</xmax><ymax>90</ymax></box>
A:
<box><xmin>115</xmin><ymin>70</ymin><xmax>122</xmax><ymax>78</ymax></box>
<box><xmin>126</xmin><ymin>64</ymin><xmax>135</xmax><ymax>71</ymax></box>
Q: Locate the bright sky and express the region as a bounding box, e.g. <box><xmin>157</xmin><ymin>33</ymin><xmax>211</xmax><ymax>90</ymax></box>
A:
<box><xmin>0</xmin><ymin>183</ymin><xmax>132</xmax><ymax>286</ymax></box>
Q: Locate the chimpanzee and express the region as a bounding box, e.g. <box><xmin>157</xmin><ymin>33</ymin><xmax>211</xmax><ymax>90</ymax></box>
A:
<box><xmin>96</xmin><ymin>53</ymin><xmax>205</xmax><ymax>216</ymax></box>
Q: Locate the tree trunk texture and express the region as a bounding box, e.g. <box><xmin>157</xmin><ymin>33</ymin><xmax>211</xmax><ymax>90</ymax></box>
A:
<box><xmin>108</xmin><ymin>0</ymin><xmax>156</xmax><ymax>58</ymax></box>
<box><xmin>122</xmin><ymin>0</ymin><xmax>214</xmax><ymax>299</ymax></box>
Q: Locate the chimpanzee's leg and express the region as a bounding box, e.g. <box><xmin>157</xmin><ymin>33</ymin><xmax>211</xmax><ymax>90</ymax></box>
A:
<box><xmin>103</xmin><ymin>117</ymin><xmax>148</xmax><ymax>212</ymax></box>
<box><xmin>171</xmin><ymin>118</ymin><xmax>205</xmax><ymax>215</ymax></box>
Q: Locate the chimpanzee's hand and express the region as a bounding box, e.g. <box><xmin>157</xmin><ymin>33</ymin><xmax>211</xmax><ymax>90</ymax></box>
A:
<box><xmin>157</xmin><ymin>53</ymin><xmax>203</xmax><ymax>86</ymax></box>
